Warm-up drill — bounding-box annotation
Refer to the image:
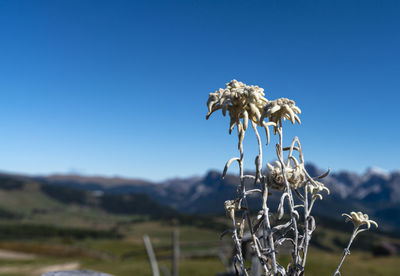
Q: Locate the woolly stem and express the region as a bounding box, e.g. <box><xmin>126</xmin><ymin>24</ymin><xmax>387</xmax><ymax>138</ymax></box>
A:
<box><xmin>252</xmin><ymin>122</ymin><xmax>278</xmax><ymax>275</ymax></box>
<box><xmin>333</xmin><ymin>226</ymin><xmax>359</xmax><ymax>276</ymax></box>
<box><xmin>277</xmin><ymin>127</ymin><xmax>300</xmax><ymax>273</ymax></box>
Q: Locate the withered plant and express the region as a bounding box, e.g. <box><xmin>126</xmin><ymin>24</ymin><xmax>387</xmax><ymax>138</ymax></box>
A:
<box><xmin>206</xmin><ymin>80</ymin><xmax>377</xmax><ymax>276</ymax></box>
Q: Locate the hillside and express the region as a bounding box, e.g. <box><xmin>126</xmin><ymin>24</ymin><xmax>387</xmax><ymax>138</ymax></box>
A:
<box><xmin>0</xmin><ymin>171</ymin><xmax>398</xmax><ymax>276</ymax></box>
<box><xmin>0</xmin><ymin>174</ymin><xmax>226</xmax><ymax>234</ymax></box>
<box><xmin>25</xmin><ymin>164</ymin><xmax>400</xmax><ymax>232</ymax></box>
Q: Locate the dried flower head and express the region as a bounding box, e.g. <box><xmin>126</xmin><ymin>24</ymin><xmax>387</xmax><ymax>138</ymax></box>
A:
<box><xmin>307</xmin><ymin>181</ymin><xmax>330</xmax><ymax>197</ymax></box>
<box><xmin>236</xmin><ymin>221</ymin><xmax>245</xmax><ymax>239</ymax></box>
<box><xmin>342</xmin><ymin>211</ymin><xmax>378</xmax><ymax>229</ymax></box>
<box><xmin>260</xmin><ymin>98</ymin><xmax>301</xmax><ymax>133</ymax></box>
<box><xmin>266</xmin><ymin>161</ymin><xmax>306</xmax><ymax>190</ymax></box>
<box><xmin>224</xmin><ymin>200</ymin><xmax>237</xmax><ymax>220</ymax></box>
<box><xmin>206</xmin><ymin>79</ymin><xmax>268</xmax><ymax>133</ymax></box>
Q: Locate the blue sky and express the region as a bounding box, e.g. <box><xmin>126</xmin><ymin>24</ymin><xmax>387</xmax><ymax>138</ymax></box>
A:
<box><xmin>0</xmin><ymin>0</ymin><xmax>399</xmax><ymax>181</ymax></box>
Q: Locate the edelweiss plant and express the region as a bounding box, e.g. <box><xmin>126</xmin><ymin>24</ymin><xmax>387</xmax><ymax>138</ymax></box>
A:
<box><xmin>206</xmin><ymin>80</ymin><xmax>378</xmax><ymax>276</ymax></box>
<box><xmin>333</xmin><ymin>212</ymin><xmax>378</xmax><ymax>276</ymax></box>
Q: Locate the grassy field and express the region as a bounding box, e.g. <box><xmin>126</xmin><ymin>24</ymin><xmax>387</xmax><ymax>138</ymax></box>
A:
<box><xmin>0</xmin><ymin>250</ymin><xmax>398</xmax><ymax>276</ymax></box>
<box><xmin>0</xmin><ymin>182</ymin><xmax>397</xmax><ymax>275</ymax></box>
<box><xmin>0</xmin><ymin>221</ymin><xmax>397</xmax><ymax>276</ymax></box>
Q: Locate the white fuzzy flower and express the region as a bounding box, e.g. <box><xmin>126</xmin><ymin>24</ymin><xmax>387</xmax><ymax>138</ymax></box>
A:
<box><xmin>224</xmin><ymin>200</ymin><xmax>237</xmax><ymax>220</ymax></box>
<box><xmin>342</xmin><ymin>211</ymin><xmax>378</xmax><ymax>229</ymax></box>
<box><xmin>260</xmin><ymin>98</ymin><xmax>301</xmax><ymax>133</ymax></box>
<box><xmin>266</xmin><ymin>161</ymin><xmax>305</xmax><ymax>190</ymax></box>
<box><xmin>206</xmin><ymin>79</ymin><xmax>268</xmax><ymax>133</ymax></box>
<box><xmin>307</xmin><ymin>181</ymin><xmax>330</xmax><ymax>197</ymax></box>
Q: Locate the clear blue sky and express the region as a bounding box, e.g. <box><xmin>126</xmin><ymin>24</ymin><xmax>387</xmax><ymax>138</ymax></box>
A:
<box><xmin>0</xmin><ymin>0</ymin><xmax>399</xmax><ymax>181</ymax></box>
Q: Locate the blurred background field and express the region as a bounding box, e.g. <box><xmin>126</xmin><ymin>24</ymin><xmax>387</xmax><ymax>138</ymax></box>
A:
<box><xmin>0</xmin><ymin>221</ymin><xmax>398</xmax><ymax>276</ymax></box>
<box><xmin>0</xmin><ymin>173</ymin><xmax>398</xmax><ymax>275</ymax></box>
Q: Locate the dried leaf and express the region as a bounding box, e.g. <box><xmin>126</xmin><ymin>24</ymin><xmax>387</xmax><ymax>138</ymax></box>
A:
<box><xmin>222</xmin><ymin>157</ymin><xmax>240</xmax><ymax>179</ymax></box>
<box><xmin>277</xmin><ymin>192</ymin><xmax>289</xmax><ymax>219</ymax></box>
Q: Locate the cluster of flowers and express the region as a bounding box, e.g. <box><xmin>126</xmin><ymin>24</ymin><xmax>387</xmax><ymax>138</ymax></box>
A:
<box><xmin>342</xmin><ymin>211</ymin><xmax>378</xmax><ymax>229</ymax></box>
<box><xmin>207</xmin><ymin>80</ymin><xmax>301</xmax><ymax>129</ymax></box>
<box><xmin>206</xmin><ymin>79</ymin><xmax>269</xmax><ymax>133</ymax></box>
<box><xmin>207</xmin><ymin>80</ymin><xmax>302</xmax><ymax>139</ymax></box>
<box><xmin>207</xmin><ymin>79</ymin><xmax>305</xmax><ymax>191</ymax></box>
<box><xmin>266</xmin><ymin>161</ymin><xmax>305</xmax><ymax>190</ymax></box>
<box><xmin>206</xmin><ymin>79</ymin><xmax>378</xmax><ymax>276</ymax></box>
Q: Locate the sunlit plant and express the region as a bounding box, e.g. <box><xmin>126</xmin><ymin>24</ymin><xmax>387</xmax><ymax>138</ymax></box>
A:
<box><xmin>206</xmin><ymin>80</ymin><xmax>378</xmax><ymax>276</ymax></box>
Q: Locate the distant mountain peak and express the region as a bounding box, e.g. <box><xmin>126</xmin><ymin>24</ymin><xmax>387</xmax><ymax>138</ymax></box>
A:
<box><xmin>364</xmin><ymin>166</ymin><xmax>390</xmax><ymax>180</ymax></box>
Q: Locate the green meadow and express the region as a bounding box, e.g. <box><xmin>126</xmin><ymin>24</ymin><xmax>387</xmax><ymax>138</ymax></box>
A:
<box><xmin>0</xmin><ymin>221</ymin><xmax>397</xmax><ymax>276</ymax></box>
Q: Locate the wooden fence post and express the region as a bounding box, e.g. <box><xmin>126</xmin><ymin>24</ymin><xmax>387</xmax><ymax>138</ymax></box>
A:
<box><xmin>143</xmin><ymin>235</ymin><xmax>160</xmax><ymax>276</ymax></box>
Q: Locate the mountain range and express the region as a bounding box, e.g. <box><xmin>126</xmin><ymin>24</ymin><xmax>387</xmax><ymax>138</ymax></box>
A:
<box><xmin>23</xmin><ymin>163</ymin><xmax>399</xmax><ymax>232</ymax></box>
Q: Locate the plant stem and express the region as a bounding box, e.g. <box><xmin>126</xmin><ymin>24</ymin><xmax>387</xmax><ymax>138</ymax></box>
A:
<box><xmin>231</xmin><ymin>212</ymin><xmax>246</xmax><ymax>275</ymax></box>
<box><xmin>252</xmin><ymin>122</ymin><xmax>278</xmax><ymax>275</ymax></box>
<box><xmin>332</xmin><ymin>226</ymin><xmax>359</xmax><ymax>276</ymax></box>
<box><xmin>262</xmin><ymin>190</ymin><xmax>277</xmax><ymax>275</ymax></box>
<box><xmin>238</xmin><ymin>123</ymin><xmax>269</xmax><ymax>275</ymax></box>
<box><xmin>231</xmin><ymin>123</ymin><xmax>247</xmax><ymax>276</ymax></box>
<box><xmin>301</xmin><ymin>185</ymin><xmax>309</xmax><ymax>269</ymax></box>
<box><xmin>277</xmin><ymin>127</ymin><xmax>300</xmax><ymax>274</ymax></box>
